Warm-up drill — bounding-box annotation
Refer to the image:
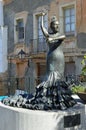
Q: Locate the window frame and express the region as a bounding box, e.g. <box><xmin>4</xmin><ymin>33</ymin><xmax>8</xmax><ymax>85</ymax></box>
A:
<box><xmin>59</xmin><ymin>2</ymin><xmax>76</xmax><ymax>37</ymax></box>
<box><xmin>37</xmin><ymin>14</ymin><xmax>48</xmax><ymax>39</ymax></box>
<box><xmin>16</xmin><ymin>18</ymin><xmax>24</xmax><ymax>40</ymax></box>
<box><xmin>33</xmin><ymin>9</ymin><xmax>48</xmax><ymax>53</ymax></box>
<box><xmin>63</xmin><ymin>6</ymin><xmax>75</xmax><ymax>36</ymax></box>
<box><xmin>14</xmin><ymin>11</ymin><xmax>28</xmax><ymax>44</ymax></box>
<box><xmin>33</xmin><ymin>8</ymin><xmax>48</xmax><ymax>40</ymax></box>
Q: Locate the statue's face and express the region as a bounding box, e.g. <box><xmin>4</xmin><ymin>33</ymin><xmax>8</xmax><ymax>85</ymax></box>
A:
<box><xmin>51</xmin><ymin>21</ymin><xmax>59</xmax><ymax>33</ymax></box>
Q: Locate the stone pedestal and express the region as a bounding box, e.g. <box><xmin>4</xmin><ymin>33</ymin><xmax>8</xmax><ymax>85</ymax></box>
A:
<box><xmin>0</xmin><ymin>102</ymin><xmax>85</xmax><ymax>130</ymax></box>
<box><xmin>84</xmin><ymin>104</ymin><xmax>86</xmax><ymax>128</ymax></box>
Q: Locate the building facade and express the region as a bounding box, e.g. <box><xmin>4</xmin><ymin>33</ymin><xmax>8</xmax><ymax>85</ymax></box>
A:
<box><xmin>1</xmin><ymin>0</ymin><xmax>86</xmax><ymax>95</ymax></box>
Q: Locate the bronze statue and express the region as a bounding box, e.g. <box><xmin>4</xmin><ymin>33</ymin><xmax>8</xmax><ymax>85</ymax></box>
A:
<box><xmin>2</xmin><ymin>14</ymin><xmax>76</xmax><ymax>110</ymax></box>
<box><xmin>41</xmin><ymin>13</ymin><xmax>65</xmax><ymax>84</ymax></box>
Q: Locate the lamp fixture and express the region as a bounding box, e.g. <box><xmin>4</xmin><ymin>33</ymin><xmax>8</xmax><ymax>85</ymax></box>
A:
<box><xmin>18</xmin><ymin>49</ymin><xmax>26</xmax><ymax>59</ymax></box>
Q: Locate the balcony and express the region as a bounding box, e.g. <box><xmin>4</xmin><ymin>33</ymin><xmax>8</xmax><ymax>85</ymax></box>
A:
<box><xmin>30</xmin><ymin>38</ymin><xmax>48</xmax><ymax>54</ymax></box>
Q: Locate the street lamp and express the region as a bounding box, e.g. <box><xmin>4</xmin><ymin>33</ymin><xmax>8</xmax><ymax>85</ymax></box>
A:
<box><xmin>18</xmin><ymin>49</ymin><xmax>26</xmax><ymax>59</ymax></box>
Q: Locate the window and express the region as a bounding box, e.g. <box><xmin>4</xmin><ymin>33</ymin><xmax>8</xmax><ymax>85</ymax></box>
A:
<box><xmin>37</xmin><ymin>14</ymin><xmax>48</xmax><ymax>39</ymax></box>
<box><xmin>16</xmin><ymin>19</ymin><xmax>24</xmax><ymax>40</ymax></box>
<box><xmin>33</xmin><ymin>12</ymin><xmax>48</xmax><ymax>52</ymax></box>
<box><xmin>37</xmin><ymin>15</ymin><xmax>43</xmax><ymax>39</ymax></box>
<box><xmin>59</xmin><ymin>2</ymin><xmax>76</xmax><ymax>36</ymax></box>
<box><xmin>64</xmin><ymin>7</ymin><xmax>75</xmax><ymax>35</ymax></box>
<box><xmin>37</xmin><ymin>14</ymin><xmax>48</xmax><ymax>51</ymax></box>
<box><xmin>14</xmin><ymin>11</ymin><xmax>28</xmax><ymax>43</ymax></box>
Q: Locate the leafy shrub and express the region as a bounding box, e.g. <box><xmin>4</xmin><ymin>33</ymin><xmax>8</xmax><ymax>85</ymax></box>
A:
<box><xmin>81</xmin><ymin>54</ymin><xmax>86</xmax><ymax>75</ymax></box>
<box><xmin>71</xmin><ymin>85</ymin><xmax>86</xmax><ymax>94</ymax></box>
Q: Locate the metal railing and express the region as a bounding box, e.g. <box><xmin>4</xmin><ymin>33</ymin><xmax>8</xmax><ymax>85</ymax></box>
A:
<box><xmin>0</xmin><ymin>75</ymin><xmax>46</xmax><ymax>96</ymax></box>
<box><xmin>65</xmin><ymin>74</ymin><xmax>86</xmax><ymax>86</ymax></box>
<box><xmin>0</xmin><ymin>74</ymin><xmax>85</xmax><ymax>96</ymax></box>
<box><xmin>0</xmin><ymin>76</ymin><xmax>31</xmax><ymax>96</ymax></box>
<box><xmin>30</xmin><ymin>38</ymin><xmax>48</xmax><ymax>54</ymax></box>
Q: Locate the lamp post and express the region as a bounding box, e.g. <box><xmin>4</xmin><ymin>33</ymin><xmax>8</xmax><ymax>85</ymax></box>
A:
<box><xmin>7</xmin><ymin>80</ymin><xmax>11</xmax><ymax>96</ymax></box>
<box><xmin>17</xmin><ymin>49</ymin><xmax>26</xmax><ymax>92</ymax></box>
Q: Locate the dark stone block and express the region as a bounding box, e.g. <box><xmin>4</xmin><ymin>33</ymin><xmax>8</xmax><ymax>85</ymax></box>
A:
<box><xmin>64</xmin><ymin>114</ymin><xmax>81</xmax><ymax>128</ymax></box>
<box><xmin>77</xmin><ymin>33</ymin><xmax>86</xmax><ymax>48</ymax></box>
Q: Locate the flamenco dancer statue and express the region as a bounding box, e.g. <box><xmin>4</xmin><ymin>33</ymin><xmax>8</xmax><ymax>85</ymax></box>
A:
<box><xmin>2</xmin><ymin>13</ymin><xmax>76</xmax><ymax>110</ymax></box>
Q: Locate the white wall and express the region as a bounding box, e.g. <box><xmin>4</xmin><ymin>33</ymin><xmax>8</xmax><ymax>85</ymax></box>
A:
<box><xmin>0</xmin><ymin>27</ymin><xmax>8</xmax><ymax>73</ymax></box>
<box><xmin>0</xmin><ymin>0</ymin><xmax>3</xmax><ymax>26</ymax></box>
<box><xmin>0</xmin><ymin>0</ymin><xmax>8</xmax><ymax>73</ymax></box>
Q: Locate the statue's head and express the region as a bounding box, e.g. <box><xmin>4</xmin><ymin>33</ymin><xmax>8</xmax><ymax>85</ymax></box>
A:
<box><xmin>50</xmin><ymin>16</ymin><xmax>59</xmax><ymax>33</ymax></box>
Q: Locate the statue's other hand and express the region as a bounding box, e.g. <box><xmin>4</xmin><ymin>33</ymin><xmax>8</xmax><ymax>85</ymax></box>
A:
<box><xmin>47</xmin><ymin>37</ymin><xmax>58</xmax><ymax>43</ymax></box>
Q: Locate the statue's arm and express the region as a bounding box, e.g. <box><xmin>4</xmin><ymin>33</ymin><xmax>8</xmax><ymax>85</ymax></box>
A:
<box><xmin>58</xmin><ymin>35</ymin><xmax>65</xmax><ymax>40</ymax></box>
<box><xmin>50</xmin><ymin>34</ymin><xmax>65</xmax><ymax>40</ymax></box>
<box><xmin>40</xmin><ymin>14</ymin><xmax>49</xmax><ymax>38</ymax></box>
<box><xmin>47</xmin><ymin>35</ymin><xmax>65</xmax><ymax>43</ymax></box>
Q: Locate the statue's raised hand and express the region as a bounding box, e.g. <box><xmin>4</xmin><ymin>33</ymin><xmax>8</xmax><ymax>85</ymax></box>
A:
<box><xmin>40</xmin><ymin>12</ymin><xmax>46</xmax><ymax>16</ymax></box>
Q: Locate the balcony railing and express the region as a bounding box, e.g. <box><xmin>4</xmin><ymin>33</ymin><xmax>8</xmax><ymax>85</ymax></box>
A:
<box><xmin>0</xmin><ymin>76</ymin><xmax>31</xmax><ymax>96</ymax></box>
<box><xmin>30</xmin><ymin>38</ymin><xmax>48</xmax><ymax>54</ymax></box>
<box><xmin>0</xmin><ymin>74</ymin><xmax>85</xmax><ymax>96</ymax></box>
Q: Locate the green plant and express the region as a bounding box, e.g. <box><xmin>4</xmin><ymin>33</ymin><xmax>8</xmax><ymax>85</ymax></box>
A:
<box><xmin>81</xmin><ymin>54</ymin><xmax>86</xmax><ymax>75</ymax></box>
<box><xmin>71</xmin><ymin>85</ymin><xmax>86</xmax><ymax>94</ymax></box>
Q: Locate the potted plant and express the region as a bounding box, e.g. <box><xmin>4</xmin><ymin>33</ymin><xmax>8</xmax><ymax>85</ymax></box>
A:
<box><xmin>80</xmin><ymin>54</ymin><xmax>86</xmax><ymax>82</ymax></box>
<box><xmin>71</xmin><ymin>85</ymin><xmax>86</xmax><ymax>103</ymax></box>
<box><xmin>71</xmin><ymin>54</ymin><xmax>86</xmax><ymax>103</ymax></box>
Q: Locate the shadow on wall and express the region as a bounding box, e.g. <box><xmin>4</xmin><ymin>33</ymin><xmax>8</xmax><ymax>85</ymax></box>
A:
<box><xmin>77</xmin><ymin>33</ymin><xmax>86</xmax><ymax>48</ymax></box>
